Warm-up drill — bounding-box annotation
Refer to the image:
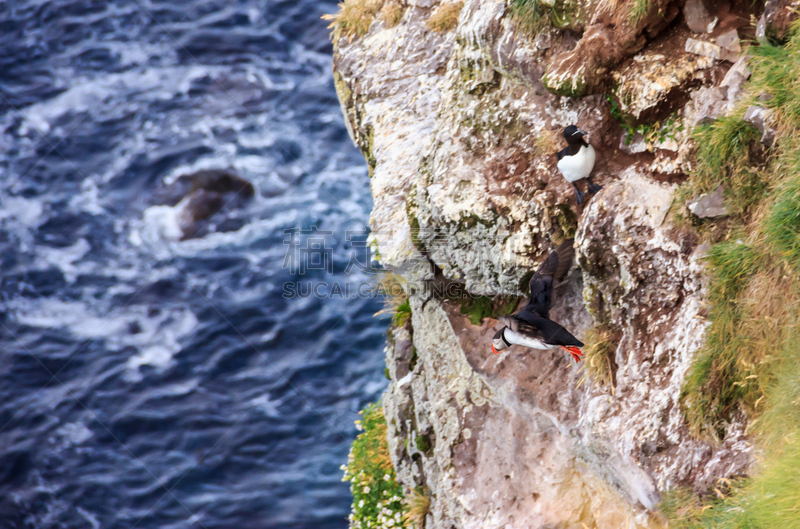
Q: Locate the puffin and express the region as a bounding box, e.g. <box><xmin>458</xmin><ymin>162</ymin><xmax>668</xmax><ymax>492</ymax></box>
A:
<box><xmin>490</xmin><ymin>239</ymin><xmax>584</xmax><ymax>363</ymax></box>
<box><xmin>556</xmin><ymin>125</ymin><xmax>602</xmax><ymax>205</ymax></box>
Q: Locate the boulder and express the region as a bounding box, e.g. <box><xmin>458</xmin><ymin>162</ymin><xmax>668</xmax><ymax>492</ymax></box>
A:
<box><xmin>763</xmin><ymin>0</ymin><xmax>800</xmax><ymax>43</ymax></box>
<box><xmin>685</xmin><ymin>37</ymin><xmax>739</xmax><ymax>63</ymax></box>
<box><xmin>688</xmin><ymin>185</ymin><xmax>729</xmax><ymax>218</ymax></box>
<box><xmin>744</xmin><ymin>105</ymin><xmax>777</xmax><ymax>147</ymax></box>
<box><xmin>683</xmin><ymin>0</ymin><xmax>730</xmax><ymax>33</ymax></box>
<box><xmin>690</xmin><ymin>86</ymin><xmax>729</xmax><ymax>125</ymax></box>
<box><xmin>612</xmin><ymin>44</ymin><xmax>715</xmax><ymax>121</ymax></box>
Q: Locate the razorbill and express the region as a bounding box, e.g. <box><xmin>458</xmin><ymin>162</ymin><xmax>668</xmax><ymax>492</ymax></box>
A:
<box><xmin>556</xmin><ymin>125</ymin><xmax>602</xmax><ymax>205</ymax></box>
<box><xmin>491</xmin><ymin>239</ymin><xmax>584</xmax><ymax>362</ymax></box>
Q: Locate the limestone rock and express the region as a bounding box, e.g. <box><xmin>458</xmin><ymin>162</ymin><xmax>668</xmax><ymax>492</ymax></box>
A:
<box><xmin>612</xmin><ymin>45</ymin><xmax>715</xmax><ymax>121</ymax></box>
<box><xmin>685</xmin><ymin>37</ymin><xmax>738</xmax><ymax>63</ymax></box>
<box><xmin>690</xmin><ymin>86</ymin><xmax>729</xmax><ymax>125</ymax></box>
<box><xmin>744</xmin><ymin>105</ymin><xmax>777</xmax><ymax>147</ymax></box>
<box><xmin>683</xmin><ymin>0</ymin><xmax>730</xmax><ymax>33</ymax></box>
<box><xmin>763</xmin><ymin>0</ymin><xmax>800</xmax><ymax>43</ymax></box>
<box><xmin>717</xmin><ymin>29</ymin><xmax>742</xmax><ymax>53</ymax></box>
<box><xmin>688</xmin><ymin>185</ymin><xmax>729</xmax><ymax>218</ymax></box>
<box><xmin>720</xmin><ymin>56</ymin><xmax>751</xmax><ymax>105</ymax></box>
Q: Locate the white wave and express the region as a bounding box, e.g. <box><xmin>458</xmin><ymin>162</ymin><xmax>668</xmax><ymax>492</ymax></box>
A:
<box><xmin>11</xmin><ymin>298</ymin><xmax>198</xmax><ymax>383</ymax></box>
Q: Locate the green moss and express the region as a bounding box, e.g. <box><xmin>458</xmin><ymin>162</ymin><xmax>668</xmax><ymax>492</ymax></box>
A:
<box><xmin>409</xmin><ymin>346</ymin><xmax>418</xmax><ymax>372</ymax></box>
<box><xmin>459</xmin><ymin>295</ymin><xmax>493</xmax><ymax>325</ymax></box>
<box><xmin>333</xmin><ymin>71</ymin><xmax>352</xmax><ymax>105</ymax></box>
<box><xmin>542</xmin><ymin>71</ymin><xmax>587</xmax><ymax>99</ymax></box>
<box><xmin>510</xmin><ymin>0</ymin><xmax>583</xmax><ymax>34</ymax></box>
<box><xmin>457</xmin><ymin>294</ymin><xmax>521</xmax><ymax>325</ymax></box>
<box><xmin>553</xmin><ymin>204</ymin><xmax>577</xmax><ymax>240</ymax></box>
<box><xmin>358</xmin><ymin>125</ymin><xmax>378</xmax><ymax>177</ymax></box>
<box><xmin>405</xmin><ymin>194</ymin><xmax>427</xmax><ymax>254</ymax></box>
<box><xmin>414</xmin><ymin>434</ymin><xmax>432</xmax><ymax>454</ymax></box>
<box><xmin>384</xmin><ymin>367</ymin><xmax>392</xmax><ymax>380</ymax></box>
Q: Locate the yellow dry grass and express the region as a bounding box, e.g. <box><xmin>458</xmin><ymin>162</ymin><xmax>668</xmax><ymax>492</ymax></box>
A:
<box><xmin>426</xmin><ymin>1</ymin><xmax>463</xmax><ymax>33</ymax></box>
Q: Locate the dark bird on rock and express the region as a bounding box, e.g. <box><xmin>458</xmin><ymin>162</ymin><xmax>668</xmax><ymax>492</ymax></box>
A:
<box><xmin>490</xmin><ymin>239</ymin><xmax>584</xmax><ymax>363</ymax></box>
<box><xmin>556</xmin><ymin>125</ymin><xmax>602</xmax><ymax>205</ymax></box>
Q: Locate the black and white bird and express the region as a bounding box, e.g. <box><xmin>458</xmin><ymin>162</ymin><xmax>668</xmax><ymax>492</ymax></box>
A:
<box><xmin>556</xmin><ymin>125</ymin><xmax>602</xmax><ymax>205</ymax></box>
<box><xmin>490</xmin><ymin>239</ymin><xmax>584</xmax><ymax>363</ymax></box>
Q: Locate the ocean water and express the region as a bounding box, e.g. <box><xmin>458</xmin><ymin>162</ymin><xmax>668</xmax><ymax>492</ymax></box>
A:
<box><xmin>0</xmin><ymin>1</ymin><xmax>388</xmax><ymax>527</ymax></box>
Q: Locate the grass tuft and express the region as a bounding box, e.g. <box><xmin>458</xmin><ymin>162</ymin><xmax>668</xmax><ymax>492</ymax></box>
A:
<box><xmin>403</xmin><ymin>487</ymin><xmax>431</xmax><ymax>529</ymax></box>
<box><xmin>323</xmin><ymin>0</ymin><xmax>383</xmax><ymax>42</ymax></box>
<box><xmin>579</xmin><ymin>326</ymin><xmax>618</xmax><ymax>391</ymax></box>
<box><xmin>373</xmin><ymin>273</ymin><xmax>411</xmax><ymax>327</ymax></box>
<box><xmin>426</xmin><ymin>1</ymin><xmax>463</xmax><ymax>33</ymax></box>
<box><xmin>680</xmin><ymin>241</ymin><xmax>765</xmax><ymax>437</ymax></box>
<box><xmin>510</xmin><ymin>0</ymin><xmax>547</xmax><ymax>34</ymax></box>
<box><xmin>629</xmin><ymin>0</ymin><xmax>650</xmax><ymax>26</ymax></box>
<box><xmin>688</xmin><ymin>116</ymin><xmax>763</xmax><ymax>216</ymax></box>
<box><xmin>380</xmin><ymin>0</ymin><xmax>405</xmax><ymax>28</ymax></box>
<box><xmin>533</xmin><ymin>129</ymin><xmax>561</xmax><ymax>156</ymax></box>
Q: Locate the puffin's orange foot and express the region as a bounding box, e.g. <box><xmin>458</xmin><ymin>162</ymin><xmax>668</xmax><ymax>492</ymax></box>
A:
<box><xmin>561</xmin><ymin>346</ymin><xmax>583</xmax><ymax>363</ymax></box>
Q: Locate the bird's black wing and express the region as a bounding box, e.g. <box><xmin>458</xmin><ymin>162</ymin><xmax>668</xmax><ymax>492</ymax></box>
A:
<box><xmin>524</xmin><ymin>239</ymin><xmax>574</xmax><ymax>318</ymax></box>
<box><xmin>556</xmin><ymin>146</ymin><xmax>570</xmax><ymax>161</ymax></box>
<box><xmin>500</xmin><ymin>312</ymin><xmax>584</xmax><ymax>348</ymax></box>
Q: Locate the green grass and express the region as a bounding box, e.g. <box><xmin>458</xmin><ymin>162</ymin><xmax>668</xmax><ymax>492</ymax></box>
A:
<box><xmin>764</xmin><ymin>172</ymin><xmax>800</xmax><ymax>267</ymax></box>
<box><xmin>670</xmin><ymin>17</ymin><xmax>800</xmax><ymax>527</ymax></box>
<box><xmin>343</xmin><ymin>402</ymin><xmax>408</xmax><ymax>529</ymax></box>
<box><xmin>688</xmin><ymin>116</ymin><xmax>762</xmax><ymax>216</ymax></box>
<box><xmin>664</xmin><ymin>330</ymin><xmax>800</xmax><ymax>528</ymax></box>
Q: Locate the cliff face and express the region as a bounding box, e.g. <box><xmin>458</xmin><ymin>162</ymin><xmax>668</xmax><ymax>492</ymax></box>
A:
<box><xmin>332</xmin><ymin>0</ymin><xmax>760</xmax><ymax>526</ymax></box>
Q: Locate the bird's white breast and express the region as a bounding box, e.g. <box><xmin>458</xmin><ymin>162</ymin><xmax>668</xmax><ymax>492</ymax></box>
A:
<box><xmin>505</xmin><ymin>328</ymin><xmax>551</xmax><ymax>350</ymax></box>
<box><xmin>557</xmin><ymin>144</ymin><xmax>595</xmax><ymax>183</ymax></box>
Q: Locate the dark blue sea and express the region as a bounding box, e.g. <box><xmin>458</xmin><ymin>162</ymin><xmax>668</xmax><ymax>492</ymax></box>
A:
<box><xmin>0</xmin><ymin>1</ymin><xmax>388</xmax><ymax>527</ymax></box>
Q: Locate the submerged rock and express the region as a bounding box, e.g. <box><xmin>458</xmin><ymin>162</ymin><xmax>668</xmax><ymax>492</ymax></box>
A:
<box><xmin>152</xmin><ymin>169</ymin><xmax>255</xmax><ymax>240</ymax></box>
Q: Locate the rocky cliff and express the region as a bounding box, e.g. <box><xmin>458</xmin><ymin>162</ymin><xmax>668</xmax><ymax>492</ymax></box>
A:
<box><xmin>330</xmin><ymin>0</ymin><xmax>778</xmax><ymax>526</ymax></box>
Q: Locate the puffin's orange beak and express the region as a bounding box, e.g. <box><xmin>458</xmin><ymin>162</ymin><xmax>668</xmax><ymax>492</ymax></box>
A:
<box><xmin>561</xmin><ymin>345</ymin><xmax>583</xmax><ymax>363</ymax></box>
<box><xmin>491</xmin><ymin>343</ymin><xmax>500</xmax><ymax>355</ymax></box>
